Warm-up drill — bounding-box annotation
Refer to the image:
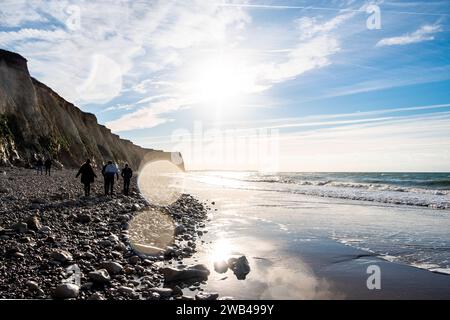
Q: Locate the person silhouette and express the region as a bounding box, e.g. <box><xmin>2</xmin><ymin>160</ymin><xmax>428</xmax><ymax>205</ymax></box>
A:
<box><xmin>36</xmin><ymin>158</ymin><xmax>44</xmax><ymax>175</ymax></box>
<box><xmin>76</xmin><ymin>159</ymin><xmax>97</xmax><ymax>197</ymax></box>
<box><xmin>102</xmin><ymin>160</ymin><xmax>119</xmax><ymax>195</ymax></box>
<box><xmin>44</xmin><ymin>158</ymin><xmax>52</xmax><ymax>176</ymax></box>
<box><xmin>121</xmin><ymin>163</ymin><xmax>133</xmax><ymax>195</ymax></box>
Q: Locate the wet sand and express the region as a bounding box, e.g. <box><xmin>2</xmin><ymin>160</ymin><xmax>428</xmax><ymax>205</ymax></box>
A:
<box><xmin>179</xmin><ymin>174</ymin><xmax>450</xmax><ymax>300</ymax></box>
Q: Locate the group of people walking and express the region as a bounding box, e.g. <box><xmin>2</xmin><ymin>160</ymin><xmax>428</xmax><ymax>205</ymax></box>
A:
<box><xmin>35</xmin><ymin>157</ymin><xmax>53</xmax><ymax>176</ymax></box>
<box><xmin>76</xmin><ymin>159</ymin><xmax>133</xmax><ymax>197</ymax></box>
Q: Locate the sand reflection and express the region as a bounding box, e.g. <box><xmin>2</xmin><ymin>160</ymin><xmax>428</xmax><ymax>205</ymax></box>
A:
<box><xmin>201</xmin><ymin>235</ymin><xmax>342</xmax><ymax>299</ymax></box>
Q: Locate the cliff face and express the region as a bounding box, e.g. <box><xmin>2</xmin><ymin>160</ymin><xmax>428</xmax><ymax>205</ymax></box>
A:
<box><xmin>0</xmin><ymin>49</ymin><xmax>182</xmax><ymax>169</ymax></box>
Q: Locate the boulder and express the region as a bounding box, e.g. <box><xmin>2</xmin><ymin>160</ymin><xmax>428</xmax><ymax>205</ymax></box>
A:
<box><xmin>52</xmin><ymin>283</ymin><xmax>79</xmax><ymax>299</ymax></box>
<box><xmin>102</xmin><ymin>261</ymin><xmax>123</xmax><ymax>275</ymax></box>
<box><xmin>228</xmin><ymin>256</ymin><xmax>250</xmax><ymax>280</ymax></box>
<box><xmin>88</xmin><ymin>269</ymin><xmax>110</xmax><ymax>284</ymax></box>
<box><xmin>161</xmin><ymin>264</ymin><xmax>210</xmax><ymax>283</ymax></box>
<box><xmin>118</xmin><ymin>286</ymin><xmax>134</xmax><ymax>295</ymax></box>
<box><xmin>11</xmin><ymin>222</ymin><xmax>28</xmax><ymax>233</ymax></box>
<box><xmin>50</xmin><ymin>249</ymin><xmax>73</xmax><ymax>263</ymax></box>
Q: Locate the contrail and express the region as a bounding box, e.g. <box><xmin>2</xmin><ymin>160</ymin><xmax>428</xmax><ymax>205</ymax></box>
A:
<box><xmin>217</xmin><ymin>3</ymin><xmax>450</xmax><ymax>17</ymax></box>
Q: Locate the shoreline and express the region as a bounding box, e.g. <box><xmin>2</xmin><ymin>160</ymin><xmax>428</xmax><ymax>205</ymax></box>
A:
<box><xmin>1</xmin><ymin>167</ymin><xmax>450</xmax><ymax>300</ymax></box>
<box><xmin>176</xmin><ymin>173</ymin><xmax>450</xmax><ymax>300</ymax></box>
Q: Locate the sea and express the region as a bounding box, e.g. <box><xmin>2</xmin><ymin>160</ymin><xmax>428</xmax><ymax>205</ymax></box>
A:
<box><xmin>181</xmin><ymin>171</ymin><xmax>450</xmax><ymax>278</ymax></box>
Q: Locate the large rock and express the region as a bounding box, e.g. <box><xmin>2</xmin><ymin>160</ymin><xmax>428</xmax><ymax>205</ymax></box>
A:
<box><xmin>50</xmin><ymin>249</ymin><xmax>73</xmax><ymax>263</ymax></box>
<box><xmin>52</xmin><ymin>283</ymin><xmax>79</xmax><ymax>299</ymax></box>
<box><xmin>75</xmin><ymin>213</ymin><xmax>91</xmax><ymax>223</ymax></box>
<box><xmin>228</xmin><ymin>256</ymin><xmax>251</xmax><ymax>280</ymax></box>
<box><xmin>88</xmin><ymin>269</ymin><xmax>110</xmax><ymax>284</ymax></box>
<box><xmin>11</xmin><ymin>222</ymin><xmax>28</xmax><ymax>233</ymax></box>
<box><xmin>161</xmin><ymin>264</ymin><xmax>210</xmax><ymax>283</ymax></box>
<box><xmin>102</xmin><ymin>261</ymin><xmax>123</xmax><ymax>275</ymax></box>
<box><xmin>118</xmin><ymin>286</ymin><xmax>134</xmax><ymax>295</ymax></box>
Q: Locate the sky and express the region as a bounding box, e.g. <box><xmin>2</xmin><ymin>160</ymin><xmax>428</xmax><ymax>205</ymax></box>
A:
<box><xmin>1</xmin><ymin>0</ymin><xmax>450</xmax><ymax>172</ymax></box>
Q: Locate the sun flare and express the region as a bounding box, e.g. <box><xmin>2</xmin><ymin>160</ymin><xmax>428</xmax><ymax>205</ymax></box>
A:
<box><xmin>186</xmin><ymin>53</ymin><xmax>258</xmax><ymax>109</ymax></box>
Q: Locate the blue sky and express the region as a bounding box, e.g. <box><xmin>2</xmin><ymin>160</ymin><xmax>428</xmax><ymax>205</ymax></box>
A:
<box><xmin>1</xmin><ymin>0</ymin><xmax>450</xmax><ymax>171</ymax></box>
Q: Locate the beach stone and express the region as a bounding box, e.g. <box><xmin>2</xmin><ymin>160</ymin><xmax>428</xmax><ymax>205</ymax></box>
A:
<box><xmin>51</xmin><ymin>249</ymin><xmax>73</xmax><ymax>263</ymax></box>
<box><xmin>26</xmin><ymin>215</ymin><xmax>42</xmax><ymax>231</ymax></box>
<box><xmin>129</xmin><ymin>255</ymin><xmax>140</xmax><ymax>265</ymax></box>
<box><xmin>228</xmin><ymin>256</ymin><xmax>250</xmax><ymax>280</ymax></box>
<box><xmin>214</xmin><ymin>260</ymin><xmax>228</xmax><ymax>274</ymax></box>
<box><xmin>195</xmin><ymin>292</ymin><xmax>219</xmax><ymax>300</ymax></box>
<box><xmin>39</xmin><ymin>226</ymin><xmax>51</xmax><ymax>234</ymax></box>
<box><xmin>0</xmin><ymin>187</ymin><xmax>11</xmax><ymax>193</ymax></box>
<box><xmin>99</xmin><ymin>239</ymin><xmax>112</xmax><ymax>247</ymax></box>
<box><xmin>11</xmin><ymin>222</ymin><xmax>28</xmax><ymax>233</ymax></box>
<box><xmin>13</xmin><ymin>252</ymin><xmax>25</xmax><ymax>258</ymax></box>
<box><xmin>88</xmin><ymin>269</ymin><xmax>110</xmax><ymax>284</ymax></box>
<box><xmin>118</xmin><ymin>286</ymin><xmax>134</xmax><ymax>295</ymax></box>
<box><xmin>88</xmin><ymin>292</ymin><xmax>105</xmax><ymax>300</ymax></box>
<box><xmin>108</xmin><ymin>234</ymin><xmax>119</xmax><ymax>243</ymax></box>
<box><xmin>174</xmin><ymin>224</ymin><xmax>185</xmax><ymax>235</ymax></box>
<box><xmin>52</xmin><ymin>283</ymin><xmax>79</xmax><ymax>299</ymax></box>
<box><xmin>102</xmin><ymin>261</ymin><xmax>123</xmax><ymax>275</ymax></box>
<box><xmin>218</xmin><ymin>296</ymin><xmax>235</xmax><ymax>300</ymax></box>
<box><xmin>161</xmin><ymin>264</ymin><xmax>210</xmax><ymax>283</ymax></box>
<box><xmin>26</xmin><ymin>280</ymin><xmax>40</xmax><ymax>292</ymax></box>
<box><xmin>75</xmin><ymin>213</ymin><xmax>91</xmax><ymax>223</ymax></box>
<box><xmin>83</xmin><ymin>251</ymin><xmax>96</xmax><ymax>260</ymax></box>
<box><xmin>149</xmin><ymin>287</ymin><xmax>173</xmax><ymax>298</ymax></box>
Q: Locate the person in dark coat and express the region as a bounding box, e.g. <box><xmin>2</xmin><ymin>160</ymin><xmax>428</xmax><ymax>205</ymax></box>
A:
<box><xmin>76</xmin><ymin>159</ymin><xmax>97</xmax><ymax>197</ymax></box>
<box><xmin>36</xmin><ymin>158</ymin><xmax>44</xmax><ymax>175</ymax></box>
<box><xmin>44</xmin><ymin>158</ymin><xmax>52</xmax><ymax>176</ymax></box>
<box><xmin>121</xmin><ymin>163</ymin><xmax>133</xmax><ymax>195</ymax></box>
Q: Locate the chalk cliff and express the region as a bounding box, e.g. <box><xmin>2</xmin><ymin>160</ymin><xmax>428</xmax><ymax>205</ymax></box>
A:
<box><xmin>0</xmin><ymin>49</ymin><xmax>181</xmax><ymax>169</ymax></box>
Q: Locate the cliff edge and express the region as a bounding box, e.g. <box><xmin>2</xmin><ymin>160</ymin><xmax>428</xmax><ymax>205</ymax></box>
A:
<box><xmin>0</xmin><ymin>49</ymin><xmax>182</xmax><ymax>169</ymax></box>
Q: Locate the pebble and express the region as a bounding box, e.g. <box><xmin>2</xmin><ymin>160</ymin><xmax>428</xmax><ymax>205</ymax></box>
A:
<box><xmin>0</xmin><ymin>168</ymin><xmax>209</xmax><ymax>300</ymax></box>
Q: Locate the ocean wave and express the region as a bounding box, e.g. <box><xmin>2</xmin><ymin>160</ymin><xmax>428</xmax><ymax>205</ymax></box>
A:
<box><xmin>246</xmin><ymin>174</ymin><xmax>450</xmax><ymax>196</ymax></box>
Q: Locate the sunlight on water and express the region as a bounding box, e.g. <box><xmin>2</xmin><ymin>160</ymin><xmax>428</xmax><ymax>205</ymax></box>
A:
<box><xmin>138</xmin><ymin>160</ymin><xmax>185</xmax><ymax>206</ymax></box>
<box><xmin>209</xmin><ymin>238</ymin><xmax>233</xmax><ymax>264</ymax></box>
<box><xmin>128</xmin><ymin>208</ymin><xmax>175</xmax><ymax>255</ymax></box>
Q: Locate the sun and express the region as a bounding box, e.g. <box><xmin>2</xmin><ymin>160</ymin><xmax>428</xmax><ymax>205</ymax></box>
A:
<box><xmin>185</xmin><ymin>53</ymin><xmax>257</xmax><ymax>110</ymax></box>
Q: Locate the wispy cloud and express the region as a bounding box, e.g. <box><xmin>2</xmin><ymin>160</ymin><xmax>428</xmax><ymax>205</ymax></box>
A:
<box><xmin>376</xmin><ymin>24</ymin><xmax>442</xmax><ymax>47</ymax></box>
<box><xmin>105</xmin><ymin>97</ymin><xmax>193</xmax><ymax>132</ymax></box>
